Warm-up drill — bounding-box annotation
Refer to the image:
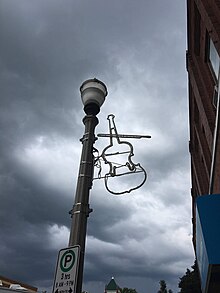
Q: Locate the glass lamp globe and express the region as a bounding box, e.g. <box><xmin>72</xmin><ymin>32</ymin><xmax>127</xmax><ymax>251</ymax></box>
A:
<box><xmin>80</xmin><ymin>78</ymin><xmax>108</xmax><ymax>115</ymax></box>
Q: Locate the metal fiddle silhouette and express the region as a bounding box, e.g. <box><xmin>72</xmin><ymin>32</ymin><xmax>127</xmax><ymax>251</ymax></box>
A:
<box><xmin>94</xmin><ymin>114</ymin><xmax>151</xmax><ymax>195</ymax></box>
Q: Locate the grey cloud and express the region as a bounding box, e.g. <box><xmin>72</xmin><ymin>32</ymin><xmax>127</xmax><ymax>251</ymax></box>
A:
<box><xmin>0</xmin><ymin>0</ymin><xmax>193</xmax><ymax>293</ymax></box>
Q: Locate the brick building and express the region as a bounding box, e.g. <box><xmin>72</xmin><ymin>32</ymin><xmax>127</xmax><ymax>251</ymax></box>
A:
<box><xmin>187</xmin><ymin>0</ymin><xmax>220</xmax><ymax>243</ymax></box>
<box><xmin>187</xmin><ymin>0</ymin><xmax>220</xmax><ymax>291</ymax></box>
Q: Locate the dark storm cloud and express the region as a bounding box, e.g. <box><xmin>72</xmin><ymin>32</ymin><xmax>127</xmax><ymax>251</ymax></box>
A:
<box><xmin>87</xmin><ymin>193</ymin><xmax>153</xmax><ymax>244</ymax></box>
<box><xmin>0</xmin><ymin>0</ymin><xmax>193</xmax><ymax>293</ymax></box>
<box><xmin>0</xmin><ymin>152</ymin><xmax>71</xmax><ymax>288</ymax></box>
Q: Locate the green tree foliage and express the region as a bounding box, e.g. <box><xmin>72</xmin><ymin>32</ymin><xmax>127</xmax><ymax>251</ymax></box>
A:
<box><xmin>178</xmin><ymin>261</ymin><xmax>202</xmax><ymax>293</ymax></box>
<box><xmin>157</xmin><ymin>280</ymin><xmax>173</xmax><ymax>293</ymax></box>
<box><xmin>119</xmin><ymin>287</ymin><xmax>138</xmax><ymax>293</ymax></box>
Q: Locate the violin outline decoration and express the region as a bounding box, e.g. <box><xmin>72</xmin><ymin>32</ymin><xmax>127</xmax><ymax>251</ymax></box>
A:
<box><xmin>94</xmin><ymin>114</ymin><xmax>151</xmax><ymax>195</ymax></box>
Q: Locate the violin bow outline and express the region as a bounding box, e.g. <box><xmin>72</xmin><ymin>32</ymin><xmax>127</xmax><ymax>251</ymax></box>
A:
<box><xmin>95</xmin><ymin>114</ymin><xmax>150</xmax><ymax>195</ymax></box>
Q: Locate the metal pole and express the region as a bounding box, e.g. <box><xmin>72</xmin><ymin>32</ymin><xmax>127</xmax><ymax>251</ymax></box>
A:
<box><xmin>69</xmin><ymin>113</ymin><xmax>98</xmax><ymax>293</ymax></box>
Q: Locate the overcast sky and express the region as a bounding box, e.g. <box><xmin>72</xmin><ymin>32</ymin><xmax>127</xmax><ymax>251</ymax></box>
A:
<box><xmin>0</xmin><ymin>1</ymin><xmax>194</xmax><ymax>293</ymax></box>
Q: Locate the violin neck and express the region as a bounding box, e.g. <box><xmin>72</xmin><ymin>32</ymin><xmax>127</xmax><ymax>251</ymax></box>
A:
<box><xmin>107</xmin><ymin>114</ymin><xmax>120</xmax><ymax>142</ymax></box>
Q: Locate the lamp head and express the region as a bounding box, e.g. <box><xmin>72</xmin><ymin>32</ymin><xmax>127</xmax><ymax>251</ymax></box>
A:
<box><xmin>80</xmin><ymin>78</ymin><xmax>108</xmax><ymax>115</ymax></box>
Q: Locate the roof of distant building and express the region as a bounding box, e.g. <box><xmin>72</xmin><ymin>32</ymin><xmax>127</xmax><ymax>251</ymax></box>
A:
<box><xmin>105</xmin><ymin>277</ymin><xmax>120</xmax><ymax>291</ymax></box>
<box><xmin>0</xmin><ymin>276</ymin><xmax>37</xmax><ymax>293</ymax></box>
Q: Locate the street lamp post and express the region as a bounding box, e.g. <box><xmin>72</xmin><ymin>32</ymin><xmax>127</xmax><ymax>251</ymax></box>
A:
<box><xmin>69</xmin><ymin>78</ymin><xmax>108</xmax><ymax>293</ymax></box>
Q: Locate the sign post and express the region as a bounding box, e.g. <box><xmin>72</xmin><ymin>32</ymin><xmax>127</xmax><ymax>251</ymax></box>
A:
<box><xmin>52</xmin><ymin>246</ymin><xmax>80</xmax><ymax>293</ymax></box>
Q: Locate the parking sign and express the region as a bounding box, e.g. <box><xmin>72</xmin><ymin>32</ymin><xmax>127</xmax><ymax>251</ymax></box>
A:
<box><xmin>52</xmin><ymin>246</ymin><xmax>80</xmax><ymax>293</ymax></box>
